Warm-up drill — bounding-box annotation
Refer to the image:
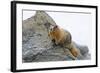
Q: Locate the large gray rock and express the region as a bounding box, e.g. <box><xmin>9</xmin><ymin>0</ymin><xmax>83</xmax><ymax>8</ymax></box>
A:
<box><xmin>22</xmin><ymin>11</ymin><xmax>91</xmax><ymax>63</ymax></box>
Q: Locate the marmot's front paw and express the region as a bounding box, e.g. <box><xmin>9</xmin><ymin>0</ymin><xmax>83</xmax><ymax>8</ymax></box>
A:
<box><xmin>51</xmin><ymin>39</ymin><xmax>57</xmax><ymax>46</ymax></box>
<box><xmin>52</xmin><ymin>39</ymin><xmax>55</xmax><ymax>43</ymax></box>
<box><xmin>52</xmin><ymin>39</ymin><xmax>59</xmax><ymax>45</ymax></box>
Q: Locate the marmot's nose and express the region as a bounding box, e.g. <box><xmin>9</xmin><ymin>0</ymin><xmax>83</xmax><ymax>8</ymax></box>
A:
<box><xmin>50</xmin><ymin>26</ymin><xmax>53</xmax><ymax>31</ymax></box>
<box><xmin>50</xmin><ymin>28</ymin><xmax>53</xmax><ymax>31</ymax></box>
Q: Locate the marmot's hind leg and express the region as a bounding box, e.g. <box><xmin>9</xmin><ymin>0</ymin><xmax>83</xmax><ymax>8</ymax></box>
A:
<box><xmin>63</xmin><ymin>48</ymin><xmax>77</xmax><ymax>60</ymax></box>
<box><xmin>70</xmin><ymin>48</ymin><xmax>79</xmax><ymax>58</ymax></box>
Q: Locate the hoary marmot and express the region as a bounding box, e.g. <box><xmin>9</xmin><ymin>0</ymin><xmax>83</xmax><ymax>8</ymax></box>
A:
<box><xmin>48</xmin><ymin>25</ymin><xmax>81</xmax><ymax>60</ymax></box>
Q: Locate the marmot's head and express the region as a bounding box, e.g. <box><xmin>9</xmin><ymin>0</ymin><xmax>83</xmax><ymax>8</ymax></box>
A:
<box><xmin>50</xmin><ymin>25</ymin><xmax>59</xmax><ymax>32</ymax></box>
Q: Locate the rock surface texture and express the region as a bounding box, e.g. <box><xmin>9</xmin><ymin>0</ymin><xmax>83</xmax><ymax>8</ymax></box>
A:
<box><xmin>22</xmin><ymin>11</ymin><xmax>91</xmax><ymax>63</ymax></box>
